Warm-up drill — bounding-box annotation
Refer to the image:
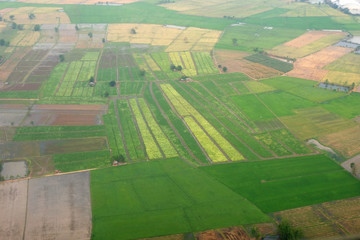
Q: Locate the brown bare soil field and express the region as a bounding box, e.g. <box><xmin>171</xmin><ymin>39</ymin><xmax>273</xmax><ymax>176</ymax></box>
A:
<box><xmin>0</xmin><ymin>48</ymin><xmax>31</xmax><ymax>82</ymax></box>
<box><xmin>3</xmin><ymin>83</ymin><xmax>42</xmax><ymax>91</ymax></box>
<box><xmin>40</xmin><ymin>138</ymin><xmax>107</xmax><ymax>155</ymax></box>
<box><xmin>287</xmin><ymin>46</ymin><xmax>352</xmax><ymax>81</ymax></box>
<box><xmin>214</xmin><ymin>50</ymin><xmax>281</xmax><ymax>79</ymax></box>
<box><xmin>34</xmin><ymin>104</ymin><xmax>107</xmax><ymax>111</ymax></box>
<box><xmin>284</xmin><ymin>31</ymin><xmax>333</xmax><ymax>48</ymax></box>
<box><xmin>196</xmin><ymin>227</ymin><xmax>250</xmax><ymax>240</ymax></box>
<box><xmin>0</xmin><ymin>180</ymin><xmax>28</xmax><ymax>240</ymax></box>
<box><xmin>318</xmin><ymin>125</ymin><xmax>360</xmax><ymax>158</ymax></box>
<box><xmin>76</xmin><ymin>33</ymin><xmax>104</xmax><ymax>48</ymax></box>
<box><xmin>24</xmin><ymin>172</ymin><xmax>92</xmax><ymax>240</ymax></box>
<box><xmin>0</xmin><ymin>142</ymin><xmax>40</xmax><ymax>160</ymax></box>
<box><xmin>49</xmin><ymin>113</ymin><xmax>102</xmax><ymax>125</ymax></box>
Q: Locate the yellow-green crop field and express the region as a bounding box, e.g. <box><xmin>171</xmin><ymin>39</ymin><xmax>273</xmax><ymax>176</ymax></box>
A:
<box><xmin>129</xmin><ymin>98</ymin><xmax>163</xmax><ymax>159</ymax></box>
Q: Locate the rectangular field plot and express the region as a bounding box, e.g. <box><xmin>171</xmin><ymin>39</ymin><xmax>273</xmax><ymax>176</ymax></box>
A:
<box><xmin>151</xmin><ymin>52</ymin><xmax>182</xmax><ymax>79</ymax></box>
<box><xmin>120</xmin><ymin>82</ymin><xmax>145</xmax><ymax>95</ymax></box>
<box><xmin>280</xmin><ymin>107</ymin><xmax>357</xmax><ymax>140</ymax></box>
<box><xmin>53</xmin><ymin>150</ymin><xmax>111</xmax><ymax>172</ymax></box>
<box><xmin>215</xmin><ymin>24</ymin><xmax>304</xmax><ymax>52</ymax></box>
<box><xmin>202</xmin><ymin>155</ymin><xmax>360</xmax><ymax>213</ymax></box>
<box><xmin>245</xmin><ymin>54</ymin><xmax>293</xmax><ymax>73</ymax></box>
<box><xmin>13</xmin><ymin>125</ymin><xmax>106</xmax><ymax>141</ymax></box>
<box><xmin>321</xmin><ymin>93</ymin><xmax>360</xmax><ymax>119</ymax></box>
<box><xmin>325</xmin><ymin>53</ymin><xmax>360</xmax><ymax>74</ymax></box>
<box><xmin>24</xmin><ymin>172</ymin><xmax>92</xmax><ymax>240</ymax></box>
<box><xmin>0</xmin><ymin>180</ymin><xmax>28</xmax><ymax>240</ymax></box>
<box><xmin>90</xmin><ymin>159</ymin><xmax>268</xmax><ymax>240</ymax></box>
<box><xmin>231</xmin><ymin>94</ymin><xmax>275</xmax><ymax>121</ymax></box>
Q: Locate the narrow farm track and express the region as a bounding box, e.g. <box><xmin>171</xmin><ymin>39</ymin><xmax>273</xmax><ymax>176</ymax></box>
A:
<box><xmin>141</xmin><ymin>54</ymin><xmax>158</xmax><ymax>81</ymax></box>
<box><xmin>135</xmin><ymin>97</ymin><xmax>166</xmax><ymax>159</ymax></box>
<box><xmin>150</xmin><ymin>82</ymin><xmax>203</xmax><ymax>166</ymax></box>
<box><xmin>172</xmin><ymin>81</ymin><xmax>263</xmax><ymax>160</ymax></box>
<box><xmin>127</xmin><ymin>98</ymin><xmax>148</xmax><ymax>161</ymax></box>
<box><xmin>113</xmin><ymin>99</ymin><xmax>131</xmax><ymax>163</ymax></box>
<box><xmin>229</xmin><ymin>82</ymin><xmax>242</xmax><ymax>95</ymax></box>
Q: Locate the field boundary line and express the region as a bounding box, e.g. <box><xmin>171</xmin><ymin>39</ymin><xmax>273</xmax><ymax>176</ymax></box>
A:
<box><xmin>22</xmin><ymin>179</ymin><xmax>29</xmax><ymax>240</ymax></box>
<box><xmin>190</xmin><ymin>52</ymin><xmax>199</xmax><ymax>75</ymax></box>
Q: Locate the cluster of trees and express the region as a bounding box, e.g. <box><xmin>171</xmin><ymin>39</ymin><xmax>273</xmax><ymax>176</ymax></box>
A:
<box><xmin>251</xmin><ymin>220</ymin><xmax>303</xmax><ymax>240</ymax></box>
<box><xmin>170</xmin><ymin>64</ymin><xmax>182</xmax><ymax>72</ymax></box>
<box><xmin>218</xmin><ymin>64</ymin><xmax>227</xmax><ymax>72</ymax></box>
<box><xmin>158</xmin><ymin>0</ymin><xmax>175</xmax><ymax>4</ymax></box>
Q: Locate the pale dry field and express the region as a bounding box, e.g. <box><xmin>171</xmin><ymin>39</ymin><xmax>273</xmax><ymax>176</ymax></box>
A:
<box><xmin>287</xmin><ymin>46</ymin><xmax>352</xmax><ymax>81</ymax></box>
<box><xmin>24</xmin><ymin>172</ymin><xmax>92</xmax><ymax>240</ymax></box>
<box><xmin>0</xmin><ymin>180</ymin><xmax>28</xmax><ymax>240</ymax></box>
<box><xmin>3</xmin><ymin>7</ymin><xmax>70</xmax><ymax>24</ymax></box>
<box><xmin>268</xmin><ymin>31</ymin><xmax>346</xmax><ymax>59</ymax></box>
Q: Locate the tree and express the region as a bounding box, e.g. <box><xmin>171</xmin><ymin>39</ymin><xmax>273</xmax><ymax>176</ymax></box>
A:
<box><xmin>102</xmin><ymin>38</ymin><xmax>105</xmax><ymax>43</ymax></box>
<box><xmin>351</xmin><ymin>82</ymin><xmax>356</xmax><ymax>90</ymax></box>
<box><xmin>9</xmin><ymin>15</ymin><xmax>15</xmax><ymax>20</ymax></box>
<box><xmin>0</xmin><ymin>16</ymin><xmax>2</xmax><ymax>21</ymax></box>
<box><xmin>17</xmin><ymin>24</ymin><xmax>24</xmax><ymax>30</ymax></box>
<box><xmin>176</xmin><ymin>65</ymin><xmax>182</xmax><ymax>71</ymax></box>
<box><xmin>75</xmin><ymin>25</ymin><xmax>79</xmax><ymax>31</ymax></box>
<box><xmin>28</xmin><ymin>13</ymin><xmax>35</xmax><ymax>20</ymax></box>
<box><xmin>277</xmin><ymin>220</ymin><xmax>303</xmax><ymax>240</ymax></box>
<box><xmin>218</xmin><ymin>64</ymin><xmax>222</xmax><ymax>68</ymax></box>
<box><xmin>351</xmin><ymin>162</ymin><xmax>356</xmax><ymax>175</ymax></box>
<box><xmin>170</xmin><ymin>64</ymin><xmax>176</xmax><ymax>71</ymax></box>
<box><xmin>34</xmin><ymin>24</ymin><xmax>41</xmax><ymax>31</ymax></box>
<box><xmin>59</xmin><ymin>54</ymin><xmax>65</xmax><ymax>62</ymax></box>
<box><xmin>222</xmin><ymin>66</ymin><xmax>228</xmax><ymax>72</ymax></box>
<box><xmin>89</xmin><ymin>76</ymin><xmax>94</xmax><ymax>83</ymax></box>
<box><xmin>88</xmin><ymin>32</ymin><xmax>93</xmax><ymax>38</ymax></box>
<box><xmin>130</xmin><ymin>28</ymin><xmax>136</xmax><ymax>34</ymax></box>
<box><xmin>140</xmin><ymin>70</ymin><xmax>146</xmax><ymax>77</ymax></box>
<box><xmin>11</xmin><ymin>22</ymin><xmax>17</xmax><ymax>29</ymax></box>
<box><xmin>232</xmin><ymin>38</ymin><xmax>238</xmax><ymax>46</ymax></box>
<box><xmin>0</xmin><ymin>39</ymin><xmax>5</xmax><ymax>46</ymax></box>
<box><xmin>109</xmin><ymin>81</ymin><xmax>116</xmax><ymax>87</ymax></box>
<box><xmin>104</xmin><ymin>91</ymin><xmax>109</xmax><ymax>97</ymax></box>
<box><xmin>54</xmin><ymin>27</ymin><xmax>59</xmax><ymax>32</ymax></box>
<box><xmin>325</xmin><ymin>79</ymin><xmax>329</xmax><ymax>87</ymax></box>
<box><xmin>113</xmin><ymin>154</ymin><xmax>125</xmax><ymax>163</ymax></box>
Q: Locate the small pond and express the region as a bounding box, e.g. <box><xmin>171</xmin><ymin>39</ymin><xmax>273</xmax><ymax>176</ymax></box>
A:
<box><xmin>318</xmin><ymin>82</ymin><xmax>350</xmax><ymax>92</ymax></box>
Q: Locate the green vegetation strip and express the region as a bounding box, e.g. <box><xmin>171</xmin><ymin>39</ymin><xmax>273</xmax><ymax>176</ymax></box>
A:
<box><xmin>91</xmin><ymin>158</ymin><xmax>268</xmax><ymax>240</ymax></box>
<box><xmin>244</xmin><ymin>54</ymin><xmax>293</xmax><ymax>73</ymax></box>
<box><xmin>13</xmin><ymin>125</ymin><xmax>106</xmax><ymax>141</ymax></box>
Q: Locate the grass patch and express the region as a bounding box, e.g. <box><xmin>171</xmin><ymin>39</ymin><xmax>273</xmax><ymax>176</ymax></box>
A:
<box><xmin>90</xmin><ymin>158</ymin><xmax>269</xmax><ymax>240</ymax></box>
<box><xmin>245</xmin><ymin>54</ymin><xmax>293</xmax><ymax>72</ymax></box>
<box><xmin>202</xmin><ymin>155</ymin><xmax>360</xmax><ymax>213</ymax></box>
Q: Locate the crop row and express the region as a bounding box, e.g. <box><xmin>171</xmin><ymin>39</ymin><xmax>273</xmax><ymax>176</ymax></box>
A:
<box><xmin>180</xmin><ymin>52</ymin><xmax>197</xmax><ymax>76</ymax></box>
<box><xmin>151</xmin><ymin>52</ymin><xmax>182</xmax><ymax>79</ymax></box>
<box><xmin>161</xmin><ymin>84</ymin><xmax>243</xmax><ymax>162</ymax></box>
<box><xmin>192</xmin><ymin>52</ymin><xmax>218</xmax><ymax>75</ymax></box>
<box><xmin>129</xmin><ymin>98</ymin><xmax>163</xmax><ymax>159</ymax></box>
<box><xmin>138</xmin><ymin>98</ymin><xmax>178</xmax><ymax>158</ymax></box>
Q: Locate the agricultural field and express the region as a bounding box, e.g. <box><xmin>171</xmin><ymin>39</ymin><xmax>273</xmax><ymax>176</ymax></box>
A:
<box><xmin>1</xmin><ymin>1</ymin><xmax>360</xmax><ymax>239</ymax></box>
<box><xmin>268</xmin><ymin>31</ymin><xmax>346</xmax><ymax>59</ymax></box>
<box><xmin>287</xmin><ymin>46</ymin><xmax>352</xmax><ymax>81</ymax></box>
